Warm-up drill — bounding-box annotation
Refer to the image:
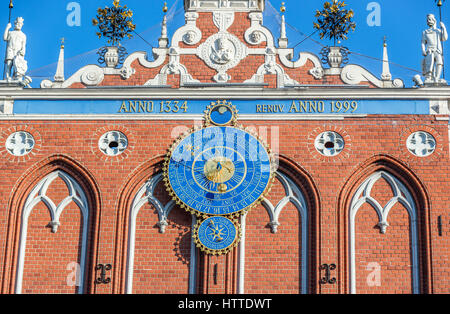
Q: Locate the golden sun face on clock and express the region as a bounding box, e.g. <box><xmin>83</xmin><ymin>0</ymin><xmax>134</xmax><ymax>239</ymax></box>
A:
<box><xmin>203</xmin><ymin>156</ymin><xmax>235</xmax><ymax>184</ymax></box>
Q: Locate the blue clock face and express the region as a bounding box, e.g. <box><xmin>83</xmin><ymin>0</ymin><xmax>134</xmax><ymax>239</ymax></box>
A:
<box><xmin>165</xmin><ymin>126</ymin><xmax>273</xmax><ymax>217</ymax></box>
<box><xmin>208</xmin><ymin>104</ymin><xmax>234</xmax><ymax>126</ymax></box>
<box><xmin>195</xmin><ymin>216</ymin><xmax>239</xmax><ymax>254</ymax></box>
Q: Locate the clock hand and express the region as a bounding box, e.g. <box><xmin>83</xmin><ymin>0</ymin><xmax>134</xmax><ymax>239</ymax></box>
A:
<box><xmin>222</xmin><ymin>163</ymin><xmax>233</xmax><ymax>173</ymax></box>
<box><xmin>171</xmin><ymin>159</ymin><xmax>205</xmax><ymax>176</ymax></box>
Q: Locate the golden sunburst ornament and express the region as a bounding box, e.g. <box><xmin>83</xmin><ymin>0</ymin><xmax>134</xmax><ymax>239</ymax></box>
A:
<box><xmin>193</xmin><ymin>216</ymin><xmax>242</xmax><ymax>256</ymax></box>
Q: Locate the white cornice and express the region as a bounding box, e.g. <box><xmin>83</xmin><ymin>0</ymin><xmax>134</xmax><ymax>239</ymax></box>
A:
<box><xmin>2</xmin><ymin>87</ymin><xmax>450</xmax><ymax>100</ymax></box>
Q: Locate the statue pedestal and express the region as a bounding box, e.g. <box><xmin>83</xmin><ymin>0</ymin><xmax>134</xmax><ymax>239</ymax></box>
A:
<box><xmin>0</xmin><ymin>80</ymin><xmax>23</xmax><ymax>88</ymax></box>
<box><xmin>0</xmin><ymin>76</ymin><xmax>32</xmax><ymax>88</ymax></box>
<box><xmin>423</xmin><ymin>81</ymin><xmax>448</xmax><ymax>87</ymax></box>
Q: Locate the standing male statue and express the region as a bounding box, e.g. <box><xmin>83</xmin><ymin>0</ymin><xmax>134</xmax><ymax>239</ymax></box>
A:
<box><xmin>3</xmin><ymin>17</ymin><xmax>27</xmax><ymax>82</ymax></box>
<box><xmin>422</xmin><ymin>14</ymin><xmax>448</xmax><ymax>84</ymax></box>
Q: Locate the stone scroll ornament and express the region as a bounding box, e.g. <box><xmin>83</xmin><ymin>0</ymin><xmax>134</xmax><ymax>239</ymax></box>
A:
<box><xmin>163</xmin><ymin>100</ymin><xmax>276</xmax><ymax>255</ymax></box>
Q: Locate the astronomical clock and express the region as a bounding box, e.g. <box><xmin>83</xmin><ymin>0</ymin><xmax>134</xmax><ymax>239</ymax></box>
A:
<box><xmin>163</xmin><ymin>100</ymin><xmax>276</xmax><ymax>255</ymax></box>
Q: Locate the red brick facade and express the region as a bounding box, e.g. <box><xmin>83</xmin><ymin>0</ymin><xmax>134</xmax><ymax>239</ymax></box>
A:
<box><xmin>0</xmin><ymin>2</ymin><xmax>449</xmax><ymax>295</ymax></box>
<box><xmin>0</xmin><ymin>115</ymin><xmax>448</xmax><ymax>294</ymax></box>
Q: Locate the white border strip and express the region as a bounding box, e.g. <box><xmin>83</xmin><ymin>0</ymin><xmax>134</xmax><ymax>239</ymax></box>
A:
<box><xmin>2</xmin><ymin>86</ymin><xmax>450</xmax><ymax>99</ymax></box>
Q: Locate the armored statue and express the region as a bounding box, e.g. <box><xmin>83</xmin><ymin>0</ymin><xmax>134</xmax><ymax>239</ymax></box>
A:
<box><xmin>3</xmin><ymin>17</ymin><xmax>27</xmax><ymax>82</ymax></box>
<box><xmin>422</xmin><ymin>14</ymin><xmax>448</xmax><ymax>84</ymax></box>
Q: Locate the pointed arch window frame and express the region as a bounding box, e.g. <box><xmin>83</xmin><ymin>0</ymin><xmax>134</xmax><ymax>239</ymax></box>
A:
<box><xmin>238</xmin><ymin>171</ymin><xmax>309</xmax><ymax>294</ymax></box>
<box><xmin>348</xmin><ymin>171</ymin><xmax>420</xmax><ymax>294</ymax></box>
<box><xmin>125</xmin><ymin>173</ymin><xmax>197</xmax><ymax>294</ymax></box>
<box><xmin>15</xmin><ymin>170</ymin><xmax>90</xmax><ymax>294</ymax></box>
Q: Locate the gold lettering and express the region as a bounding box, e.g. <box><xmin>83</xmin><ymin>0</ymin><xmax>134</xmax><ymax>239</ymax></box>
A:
<box><xmin>318</xmin><ymin>101</ymin><xmax>325</xmax><ymax>113</ymax></box>
<box><xmin>118</xmin><ymin>101</ymin><xmax>129</xmax><ymax>113</ymax></box>
<box><xmin>147</xmin><ymin>101</ymin><xmax>154</xmax><ymax>112</ymax></box>
<box><xmin>180</xmin><ymin>101</ymin><xmax>188</xmax><ymax>113</ymax></box>
<box><xmin>289</xmin><ymin>101</ymin><xmax>298</xmax><ymax>113</ymax></box>
<box><xmin>351</xmin><ymin>101</ymin><xmax>358</xmax><ymax>112</ymax></box>
<box><xmin>299</xmin><ymin>101</ymin><xmax>307</xmax><ymax>112</ymax></box>
<box><xmin>138</xmin><ymin>101</ymin><xmax>146</xmax><ymax>113</ymax></box>
<box><xmin>172</xmin><ymin>101</ymin><xmax>180</xmax><ymax>113</ymax></box>
<box><xmin>309</xmin><ymin>101</ymin><xmax>317</xmax><ymax>113</ymax></box>
<box><xmin>129</xmin><ymin>101</ymin><xmax>137</xmax><ymax>113</ymax></box>
<box><xmin>116</xmin><ymin>99</ymin><xmax>361</xmax><ymax>115</ymax></box>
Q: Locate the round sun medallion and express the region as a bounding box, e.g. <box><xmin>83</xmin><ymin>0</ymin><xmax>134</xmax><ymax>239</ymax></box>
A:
<box><xmin>194</xmin><ymin>216</ymin><xmax>240</xmax><ymax>255</ymax></box>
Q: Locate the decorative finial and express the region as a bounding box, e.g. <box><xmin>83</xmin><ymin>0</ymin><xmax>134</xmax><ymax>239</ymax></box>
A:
<box><xmin>9</xmin><ymin>0</ymin><xmax>13</xmax><ymax>9</ymax></box>
<box><xmin>437</xmin><ymin>0</ymin><xmax>443</xmax><ymax>7</ymax></box>
<box><xmin>159</xmin><ymin>3</ymin><xmax>169</xmax><ymax>48</ymax></box>
<box><xmin>381</xmin><ymin>35</ymin><xmax>392</xmax><ymax>81</ymax></box>
<box><xmin>54</xmin><ymin>37</ymin><xmax>66</xmax><ymax>82</ymax></box>
<box><xmin>279</xmin><ymin>2</ymin><xmax>288</xmax><ymax>48</ymax></box>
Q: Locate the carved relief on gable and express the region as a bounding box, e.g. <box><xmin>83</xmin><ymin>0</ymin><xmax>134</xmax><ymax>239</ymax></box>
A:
<box><xmin>198</xmin><ymin>31</ymin><xmax>248</xmax><ymax>82</ymax></box>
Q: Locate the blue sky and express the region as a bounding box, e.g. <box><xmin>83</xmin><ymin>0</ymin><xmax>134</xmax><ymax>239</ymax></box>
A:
<box><xmin>0</xmin><ymin>0</ymin><xmax>446</xmax><ymax>87</ymax></box>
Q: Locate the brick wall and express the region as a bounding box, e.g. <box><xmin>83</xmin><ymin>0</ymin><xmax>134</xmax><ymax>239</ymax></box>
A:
<box><xmin>22</xmin><ymin>202</ymin><xmax>83</xmax><ymax>294</ymax></box>
<box><xmin>245</xmin><ymin>202</ymin><xmax>302</xmax><ymax>294</ymax></box>
<box><xmin>0</xmin><ymin>115</ymin><xmax>448</xmax><ymax>294</ymax></box>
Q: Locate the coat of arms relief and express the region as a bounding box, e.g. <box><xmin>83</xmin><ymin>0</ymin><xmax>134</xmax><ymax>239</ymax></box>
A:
<box><xmin>198</xmin><ymin>12</ymin><xmax>248</xmax><ymax>82</ymax></box>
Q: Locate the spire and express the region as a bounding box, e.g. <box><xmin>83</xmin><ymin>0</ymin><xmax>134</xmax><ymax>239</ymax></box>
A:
<box><xmin>381</xmin><ymin>36</ymin><xmax>392</xmax><ymax>81</ymax></box>
<box><xmin>54</xmin><ymin>38</ymin><xmax>65</xmax><ymax>82</ymax></box>
<box><xmin>159</xmin><ymin>3</ymin><xmax>169</xmax><ymax>48</ymax></box>
<box><xmin>278</xmin><ymin>2</ymin><xmax>288</xmax><ymax>48</ymax></box>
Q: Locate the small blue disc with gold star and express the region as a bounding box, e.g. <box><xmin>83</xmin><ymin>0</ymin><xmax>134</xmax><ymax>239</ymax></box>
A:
<box><xmin>194</xmin><ymin>216</ymin><xmax>240</xmax><ymax>255</ymax></box>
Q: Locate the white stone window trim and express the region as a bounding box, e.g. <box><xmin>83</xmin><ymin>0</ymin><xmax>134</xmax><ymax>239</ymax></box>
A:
<box><xmin>349</xmin><ymin>171</ymin><xmax>420</xmax><ymax>294</ymax></box>
<box><xmin>98</xmin><ymin>130</ymin><xmax>128</xmax><ymax>156</ymax></box>
<box><xmin>5</xmin><ymin>131</ymin><xmax>35</xmax><ymax>156</ymax></box>
<box><xmin>125</xmin><ymin>173</ymin><xmax>197</xmax><ymax>294</ymax></box>
<box><xmin>15</xmin><ymin>170</ymin><xmax>90</xmax><ymax>294</ymax></box>
<box><xmin>315</xmin><ymin>131</ymin><xmax>345</xmax><ymax>157</ymax></box>
<box><xmin>406</xmin><ymin>131</ymin><xmax>436</xmax><ymax>157</ymax></box>
<box><xmin>237</xmin><ymin>171</ymin><xmax>309</xmax><ymax>294</ymax></box>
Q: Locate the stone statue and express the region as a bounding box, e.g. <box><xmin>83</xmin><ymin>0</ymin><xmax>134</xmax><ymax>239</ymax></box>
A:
<box><xmin>3</xmin><ymin>17</ymin><xmax>27</xmax><ymax>82</ymax></box>
<box><xmin>422</xmin><ymin>14</ymin><xmax>448</xmax><ymax>84</ymax></box>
